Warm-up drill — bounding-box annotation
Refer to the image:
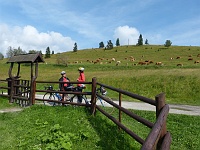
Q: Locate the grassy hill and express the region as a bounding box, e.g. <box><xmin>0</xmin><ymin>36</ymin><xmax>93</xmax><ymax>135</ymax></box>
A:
<box><xmin>1</xmin><ymin>45</ymin><xmax>200</xmax><ymax>105</ymax></box>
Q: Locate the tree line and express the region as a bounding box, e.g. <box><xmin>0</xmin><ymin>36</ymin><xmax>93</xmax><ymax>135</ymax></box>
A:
<box><xmin>0</xmin><ymin>34</ymin><xmax>172</xmax><ymax>59</ymax></box>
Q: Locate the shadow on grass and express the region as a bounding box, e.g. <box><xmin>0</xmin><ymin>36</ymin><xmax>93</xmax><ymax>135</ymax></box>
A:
<box><xmin>85</xmin><ymin>108</ymin><xmax>139</xmax><ymax>150</ymax></box>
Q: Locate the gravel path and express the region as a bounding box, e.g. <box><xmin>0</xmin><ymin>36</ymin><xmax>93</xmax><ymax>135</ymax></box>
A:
<box><xmin>1</xmin><ymin>95</ymin><xmax>200</xmax><ymax>116</ymax></box>
<box><xmin>111</xmin><ymin>101</ymin><xmax>200</xmax><ymax>116</ymax></box>
<box><xmin>0</xmin><ymin>107</ymin><xmax>23</xmax><ymax>113</ymax></box>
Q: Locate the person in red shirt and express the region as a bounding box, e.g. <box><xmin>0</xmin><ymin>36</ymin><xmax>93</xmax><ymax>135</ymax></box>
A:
<box><xmin>59</xmin><ymin>71</ymin><xmax>71</xmax><ymax>100</ymax></box>
<box><xmin>77</xmin><ymin>67</ymin><xmax>85</xmax><ymax>103</ymax></box>
<box><xmin>59</xmin><ymin>71</ymin><xmax>70</xmax><ymax>91</ymax></box>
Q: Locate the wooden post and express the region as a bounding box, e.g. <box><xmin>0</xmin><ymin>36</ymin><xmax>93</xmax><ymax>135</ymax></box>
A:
<box><xmin>91</xmin><ymin>77</ymin><xmax>97</xmax><ymax>115</ymax></box>
<box><xmin>8</xmin><ymin>63</ymin><xmax>14</xmax><ymax>103</ymax></box>
<box><xmin>17</xmin><ymin>63</ymin><xmax>20</xmax><ymax>77</ymax></box>
<box><xmin>155</xmin><ymin>92</ymin><xmax>167</xmax><ymax>149</ymax></box>
<box><xmin>118</xmin><ymin>92</ymin><xmax>122</xmax><ymax>130</ymax></box>
<box><xmin>29</xmin><ymin>62</ymin><xmax>34</xmax><ymax>106</ymax></box>
<box><xmin>32</xmin><ymin>80</ymin><xmax>36</xmax><ymax>105</ymax></box>
<box><xmin>9</xmin><ymin>78</ymin><xmax>14</xmax><ymax>103</ymax></box>
<box><xmin>32</xmin><ymin>62</ymin><xmax>38</xmax><ymax>105</ymax></box>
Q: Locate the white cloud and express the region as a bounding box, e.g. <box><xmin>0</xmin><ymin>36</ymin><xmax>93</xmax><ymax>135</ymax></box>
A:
<box><xmin>113</xmin><ymin>26</ymin><xmax>140</xmax><ymax>45</ymax></box>
<box><xmin>0</xmin><ymin>24</ymin><xmax>75</xmax><ymax>56</ymax></box>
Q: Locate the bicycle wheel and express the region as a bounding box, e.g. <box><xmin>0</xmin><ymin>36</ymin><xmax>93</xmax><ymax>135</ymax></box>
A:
<box><xmin>69</xmin><ymin>94</ymin><xmax>89</xmax><ymax>104</ymax></box>
<box><xmin>68</xmin><ymin>94</ymin><xmax>79</xmax><ymax>103</ymax></box>
<box><xmin>82</xmin><ymin>95</ymin><xmax>90</xmax><ymax>105</ymax></box>
<box><xmin>43</xmin><ymin>92</ymin><xmax>56</xmax><ymax>106</ymax></box>
<box><xmin>96</xmin><ymin>96</ymin><xmax>115</xmax><ymax>114</ymax></box>
<box><xmin>65</xmin><ymin>93</ymin><xmax>74</xmax><ymax>102</ymax></box>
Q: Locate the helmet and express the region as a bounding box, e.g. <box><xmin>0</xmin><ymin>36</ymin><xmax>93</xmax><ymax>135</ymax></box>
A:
<box><xmin>78</xmin><ymin>67</ymin><xmax>84</xmax><ymax>71</ymax></box>
<box><xmin>61</xmin><ymin>71</ymin><xmax>66</xmax><ymax>75</ymax></box>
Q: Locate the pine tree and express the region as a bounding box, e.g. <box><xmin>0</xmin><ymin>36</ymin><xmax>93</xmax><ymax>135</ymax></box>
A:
<box><xmin>73</xmin><ymin>43</ymin><xmax>78</xmax><ymax>52</ymax></box>
<box><xmin>116</xmin><ymin>38</ymin><xmax>120</xmax><ymax>46</ymax></box>
<box><xmin>45</xmin><ymin>47</ymin><xmax>51</xmax><ymax>58</ymax></box>
<box><xmin>99</xmin><ymin>41</ymin><xmax>105</xmax><ymax>48</ymax></box>
<box><xmin>145</xmin><ymin>39</ymin><xmax>149</xmax><ymax>45</ymax></box>
<box><xmin>106</xmin><ymin>40</ymin><xmax>113</xmax><ymax>49</ymax></box>
<box><xmin>164</xmin><ymin>40</ymin><xmax>172</xmax><ymax>47</ymax></box>
<box><xmin>137</xmin><ymin>34</ymin><xmax>143</xmax><ymax>46</ymax></box>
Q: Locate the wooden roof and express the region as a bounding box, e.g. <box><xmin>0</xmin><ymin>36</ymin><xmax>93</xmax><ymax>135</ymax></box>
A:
<box><xmin>7</xmin><ymin>53</ymin><xmax>45</xmax><ymax>63</ymax></box>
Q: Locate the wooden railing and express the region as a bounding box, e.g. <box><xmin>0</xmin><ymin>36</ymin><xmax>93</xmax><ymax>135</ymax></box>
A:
<box><xmin>0</xmin><ymin>77</ymin><xmax>171</xmax><ymax>149</ymax></box>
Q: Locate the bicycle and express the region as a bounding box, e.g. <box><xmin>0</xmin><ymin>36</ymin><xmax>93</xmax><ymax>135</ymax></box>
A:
<box><xmin>42</xmin><ymin>85</ymin><xmax>85</xmax><ymax>106</ymax></box>
<box><xmin>42</xmin><ymin>85</ymin><xmax>115</xmax><ymax>113</ymax></box>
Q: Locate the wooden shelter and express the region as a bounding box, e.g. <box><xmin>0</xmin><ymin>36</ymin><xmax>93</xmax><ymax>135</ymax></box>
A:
<box><xmin>7</xmin><ymin>53</ymin><xmax>44</xmax><ymax>105</ymax></box>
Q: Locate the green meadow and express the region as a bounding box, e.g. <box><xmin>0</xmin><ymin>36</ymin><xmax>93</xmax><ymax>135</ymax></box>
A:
<box><xmin>1</xmin><ymin>45</ymin><xmax>200</xmax><ymax>105</ymax></box>
<box><xmin>1</xmin><ymin>45</ymin><xmax>200</xmax><ymax>149</ymax></box>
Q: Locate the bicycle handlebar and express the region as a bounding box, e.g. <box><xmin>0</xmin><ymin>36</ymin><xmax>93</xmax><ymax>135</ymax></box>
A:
<box><xmin>97</xmin><ymin>86</ymin><xmax>107</xmax><ymax>96</ymax></box>
<box><xmin>44</xmin><ymin>85</ymin><xmax>107</xmax><ymax>95</ymax></box>
<box><xmin>44</xmin><ymin>85</ymin><xmax>54</xmax><ymax>90</ymax></box>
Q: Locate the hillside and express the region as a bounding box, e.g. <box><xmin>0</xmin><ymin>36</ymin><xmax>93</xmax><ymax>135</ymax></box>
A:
<box><xmin>46</xmin><ymin>45</ymin><xmax>200</xmax><ymax>67</ymax></box>
<box><xmin>1</xmin><ymin>45</ymin><xmax>200</xmax><ymax>106</ymax></box>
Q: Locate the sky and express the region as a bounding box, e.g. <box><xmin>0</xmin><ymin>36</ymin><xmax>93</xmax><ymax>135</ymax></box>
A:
<box><xmin>0</xmin><ymin>0</ymin><xmax>200</xmax><ymax>56</ymax></box>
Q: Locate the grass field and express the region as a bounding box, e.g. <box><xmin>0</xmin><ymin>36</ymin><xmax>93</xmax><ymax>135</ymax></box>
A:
<box><xmin>1</xmin><ymin>45</ymin><xmax>200</xmax><ymax>149</ymax></box>
<box><xmin>0</xmin><ymin>98</ymin><xmax>199</xmax><ymax>150</ymax></box>
<box><xmin>1</xmin><ymin>45</ymin><xmax>200</xmax><ymax>106</ymax></box>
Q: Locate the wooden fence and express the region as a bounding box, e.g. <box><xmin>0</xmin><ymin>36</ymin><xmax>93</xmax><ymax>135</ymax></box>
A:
<box><xmin>0</xmin><ymin>77</ymin><xmax>171</xmax><ymax>150</ymax></box>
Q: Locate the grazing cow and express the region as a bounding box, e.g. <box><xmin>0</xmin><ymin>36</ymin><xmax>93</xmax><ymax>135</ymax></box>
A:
<box><xmin>155</xmin><ymin>62</ymin><xmax>162</xmax><ymax>65</ymax></box>
<box><xmin>194</xmin><ymin>60</ymin><xmax>200</xmax><ymax>64</ymax></box>
<box><xmin>138</xmin><ymin>61</ymin><xmax>148</xmax><ymax>65</ymax></box>
<box><xmin>111</xmin><ymin>58</ymin><xmax>115</xmax><ymax>61</ymax></box>
<box><xmin>177</xmin><ymin>63</ymin><xmax>183</xmax><ymax>66</ymax></box>
<box><xmin>188</xmin><ymin>58</ymin><xmax>193</xmax><ymax>61</ymax></box>
<box><xmin>176</xmin><ymin>56</ymin><xmax>181</xmax><ymax>59</ymax></box>
<box><xmin>130</xmin><ymin>58</ymin><xmax>135</xmax><ymax>61</ymax></box>
<box><xmin>149</xmin><ymin>60</ymin><xmax>154</xmax><ymax>64</ymax></box>
<box><xmin>138</xmin><ymin>61</ymin><xmax>144</xmax><ymax>65</ymax></box>
<box><xmin>144</xmin><ymin>60</ymin><xmax>153</xmax><ymax>64</ymax></box>
<box><xmin>116</xmin><ymin>61</ymin><xmax>121</xmax><ymax>66</ymax></box>
<box><xmin>130</xmin><ymin>56</ymin><xmax>134</xmax><ymax>59</ymax></box>
<box><xmin>96</xmin><ymin>59</ymin><xmax>100</xmax><ymax>62</ymax></box>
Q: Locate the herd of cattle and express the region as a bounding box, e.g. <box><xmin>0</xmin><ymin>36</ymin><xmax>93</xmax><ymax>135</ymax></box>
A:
<box><xmin>71</xmin><ymin>54</ymin><xmax>200</xmax><ymax>67</ymax></box>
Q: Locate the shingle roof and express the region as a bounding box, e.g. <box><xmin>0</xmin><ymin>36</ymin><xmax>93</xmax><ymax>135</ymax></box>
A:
<box><xmin>7</xmin><ymin>53</ymin><xmax>45</xmax><ymax>63</ymax></box>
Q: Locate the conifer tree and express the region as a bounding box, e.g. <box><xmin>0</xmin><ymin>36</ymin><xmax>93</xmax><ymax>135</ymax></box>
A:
<box><xmin>137</xmin><ymin>34</ymin><xmax>143</xmax><ymax>46</ymax></box>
